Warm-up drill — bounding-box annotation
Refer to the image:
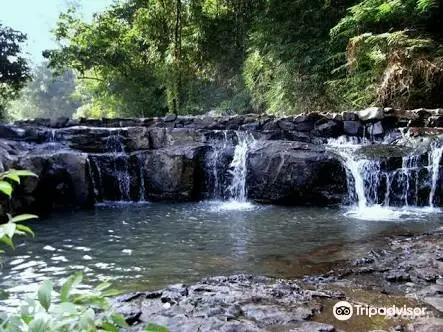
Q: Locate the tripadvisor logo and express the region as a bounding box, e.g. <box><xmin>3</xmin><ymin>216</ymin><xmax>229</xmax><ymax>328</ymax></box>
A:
<box><xmin>332</xmin><ymin>301</ymin><xmax>431</xmax><ymax>321</ymax></box>
<box><xmin>333</xmin><ymin>301</ymin><xmax>353</xmax><ymax>321</ymax></box>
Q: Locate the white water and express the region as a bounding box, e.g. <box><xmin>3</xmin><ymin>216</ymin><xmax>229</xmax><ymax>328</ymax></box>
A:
<box><xmin>227</xmin><ymin>132</ymin><xmax>255</xmax><ymax>202</ymax></box>
<box><xmin>214</xmin><ymin>132</ymin><xmax>256</xmax><ymax>211</ymax></box>
<box><xmin>429</xmin><ymin>143</ymin><xmax>443</xmax><ymax>207</ymax></box>
<box><xmin>207</xmin><ymin>131</ymin><xmax>229</xmax><ymax>198</ymax></box>
<box><xmin>329</xmin><ymin>136</ymin><xmax>443</xmax><ymax>220</ymax></box>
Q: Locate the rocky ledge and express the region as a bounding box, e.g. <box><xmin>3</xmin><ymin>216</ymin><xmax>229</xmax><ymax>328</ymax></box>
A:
<box><xmin>115</xmin><ymin>229</ymin><xmax>443</xmax><ymax>332</ymax></box>
<box><xmin>0</xmin><ymin>107</ymin><xmax>442</xmax><ymax>216</ymax></box>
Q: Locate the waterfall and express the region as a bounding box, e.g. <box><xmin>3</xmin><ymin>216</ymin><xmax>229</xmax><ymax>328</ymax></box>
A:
<box><xmin>429</xmin><ymin>143</ymin><xmax>443</xmax><ymax>207</ymax></box>
<box><xmin>137</xmin><ymin>155</ymin><xmax>146</xmax><ymax>202</ymax></box>
<box><xmin>50</xmin><ymin>130</ymin><xmax>57</xmax><ymax>142</ymax></box>
<box><xmin>226</xmin><ymin>132</ymin><xmax>255</xmax><ymax>202</ymax></box>
<box><xmin>328</xmin><ymin>137</ymin><xmax>443</xmax><ymax>219</ymax></box>
<box><xmin>106</xmin><ymin>134</ymin><xmax>131</xmax><ymax>201</ymax></box>
<box><xmin>207</xmin><ymin>131</ymin><xmax>229</xmax><ymax>199</ymax></box>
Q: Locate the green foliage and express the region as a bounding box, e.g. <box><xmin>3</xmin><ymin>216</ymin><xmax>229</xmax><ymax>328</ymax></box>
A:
<box><xmin>7</xmin><ymin>63</ymin><xmax>80</xmax><ymax>120</ymax></box>
<box><xmin>0</xmin><ymin>24</ymin><xmax>30</xmax><ymax>119</ymax></box>
<box><xmin>329</xmin><ymin>0</ymin><xmax>443</xmax><ymax>109</ymax></box>
<box><xmin>243</xmin><ymin>0</ymin><xmax>354</xmax><ymax>115</ymax></box>
<box><xmin>0</xmin><ymin>169</ymin><xmax>38</xmax><ymax>252</ymax></box>
<box><xmin>34</xmin><ymin>0</ymin><xmax>443</xmax><ymax>117</ymax></box>
<box><xmin>0</xmin><ymin>273</ymin><xmax>131</xmax><ymax>331</ymax></box>
<box><xmin>44</xmin><ymin>0</ymin><xmax>260</xmax><ymax>117</ymax></box>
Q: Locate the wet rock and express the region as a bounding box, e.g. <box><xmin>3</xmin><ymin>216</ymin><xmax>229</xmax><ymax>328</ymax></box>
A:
<box><xmin>276</xmin><ymin>118</ymin><xmax>295</xmax><ymax>131</ymax></box>
<box><xmin>313</xmin><ymin>119</ymin><xmax>343</xmax><ymax>138</ymax></box>
<box><xmin>246</xmin><ymin>140</ymin><xmax>347</xmax><ymax>205</ymax></box>
<box><xmin>385</xmin><ymin>271</ymin><xmax>411</xmax><ymax>283</ymax></box>
<box><xmin>14</xmin><ymin>151</ymin><xmax>93</xmax><ymax>215</ymax></box>
<box><xmin>342</xmin><ymin>111</ymin><xmax>358</xmax><ymax>121</ymax></box>
<box><xmin>50</xmin><ymin>116</ymin><xmax>70</xmax><ymax>128</ymax></box>
<box><xmin>142</xmin><ymin>145</ymin><xmax>208</xmax><ymax>201</ymax></box>
<box><xmin>358</xmin><ymin>107</ymin><xmax>384</xmax><ymax>121</ymax></box>
<box><xmin>368</xmin><ymin>121</ymin><xmax>384</xmax><ymax>136</ymax></box>
<box><xmin>114</xmin><ymin>275</ymin><xmax>339</xmax><ymax>332</ymax></box>
<box><xmin>343</xmin><ymin>120</ymin><xmax>362</xmax><ymax>136</ymax></box>
<box><xmin>164</xmin><ymin>113</ymin><xmax>178</xmax><ymax>122</ymax></box>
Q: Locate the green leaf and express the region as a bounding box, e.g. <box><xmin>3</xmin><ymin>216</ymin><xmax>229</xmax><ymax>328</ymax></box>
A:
<box><xmin>37</xmin><ymin>280</ymin><xmax>52</xmax><ymax>312</ymax></box>
<box><xmin>111</xmin><ymin>313</ymin><xmax>129</xmax><ymax>328</ymax></box>
<box><xmin>4</xmin><ymin>173</ymin><xmax>20</xmax><ymax>184</ymax></box>
<box><xmin>60</xmin><ymin>272</ymin><xmax>83</xmax><ymax>302</ymax></box>
<box><xmin>0</xmin><ymin>235</ymin><xmax>14</xmax><ymax>248</ymax></box>
<box><xmin>10</xmin><ymin>214</ymin><xmax>39</xmax><ymax>223</ymax></box>
<box><xmin>12</xmin><ymin>170</ymin><xmax>38</xmax><ymax>178</ymax></box>
<box><xmin>95</xmin><ymin>281</ymin><xmax>112</xmax><ymax>292</ymax></box>
<box><xmin>16</xmin><ymin>224</ymin><xmax>35</xmax><ymax>237</ymax></box>
<box><xmin>144</xmin><ymin>323</ymin><xmax>170</xmax><ymax>332</ymax></box>
<box><xmin>56</xmin><ymin>302</ymin><xmax>77</xmax><ymax>314</ymax></box>
<box><xmin>28</xmin><ymin>318</ymin><xmax>48</xmax><ymax>332</ymax></box>
<box><xmin>102</xmin><ymin>322</ymin><xmax>119</xmax><ymax>332</ymax></box>
<box><xmin>3</xmin><ymin>223</ymin><xmax>16</xmax><ymax>238</ymax></box>
<box><xmin>0</xmin><ymin>181</ymin><xmax>12</xmax><ymax>197</ymax></box>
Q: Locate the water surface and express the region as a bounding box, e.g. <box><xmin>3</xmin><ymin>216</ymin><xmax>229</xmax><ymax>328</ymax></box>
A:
<box><xmin>1</xmin><ymin>202</ymin><xmax>442</xmax><ymax>307</ymax></box>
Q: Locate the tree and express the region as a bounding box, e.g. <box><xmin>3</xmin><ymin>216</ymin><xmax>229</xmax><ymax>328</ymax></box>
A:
<box><xmin>329</xmin><ymin>0</ymin><xmax>443</xmax><ymax>109</ymax></box>
<box><xmin>243</xmin><ymin>0</ymin><xmax>355</xmax><ymax>114</ymax></box>
<box><xmin>44</xmin><ymin>0</ymin><xmax>262</xmax><ymax>117</ymax></box>
<box><xmin>8</xmin><ymin>63</ymin><xmax>80</xmax><ymax>120</ymax></box>
<box><xmin>0</xmin><ymin>23</ymin><xmax>30</xmax><ymax>119</ymax></box>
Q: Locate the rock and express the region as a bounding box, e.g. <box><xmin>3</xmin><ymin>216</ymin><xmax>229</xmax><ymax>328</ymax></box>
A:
<box><xmin>289</xmin><ymin>321</ymin><xmax>336</xmax><ymax>332</ymax></box>
<box><xmin>277</xmin><ymin>118</ymin><xmax>295</xmax><ymax>131</ymax></box>
<box><xmin>164</xmin><ymin>113</ymin><xmax>178</xmax><ymax>122</ymax></box>
<box><xmin>142</xmin><ymin>145</ymin><xmax>208</xmax><ymax>201</ymax></box>
<box><xmin>358</xmin><ymin>107</ymin><xmax>384</xmax><ymax>121</ymax></box>
<box><xmin>114</xmin><ymin>275</ymin><xmax>337</xmax><ymax>332</ymax></box>
<box><xmin>313</xmin><ymin>119</ymin><xmax>343</xmax><ymax>138</ymax></box>
<box><xmin>368</xmin><ymin>121</ymin><xmax>384</xmax><ymax>136</ymax></box>
<box><xmin>423</xmin><ymin>297</ymin><xmax>443</xmax><ymax>313</ymax></box>
<box><xmin>406</xmin><ymin>317</ymin><xmax>443</xmax><ymax>332</ymax></box>
<box><xmin>14</xmin><ymin>151</ymin><xmax>93</xmax><ymax>215</ymax></box>
<box><xmin>342</xmin><ymin>111</ymin><xmax>358</xmax><ymax>121</ymax></box>
<box><xmin>343</xmin><ymin>120</ymin><xmax>362</xmax><ymax>136</ymax></box>
<box><xmin>50</xmin><ymin>116</ymin><xmax>69</xmax><ymax>128</ymax></box>
<box><xmin>246</xmin><ymin>140</ymin><xmax>347</xmax><ymax>205</ymax></box>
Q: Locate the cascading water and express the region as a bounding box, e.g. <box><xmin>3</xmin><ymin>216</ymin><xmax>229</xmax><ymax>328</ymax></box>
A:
<box><xmin>328</xmin><ymin>136</ymin><xmax>443</xmax><ymax>220</ymax></box>
<box><xmin>429</xmin><ymin>143</ymin><xmax>443</xmax><ymax>207</ymax></box>
<box><xmin>106</xmin><ymin>134</ymin><xmax>131</xmax><ymax>201</ymax></box>
<box><xmin>207</xmin><ymin>131</ymin><xmax>256</xmax><ymax>211</ymax></box>
<box><xmin>136</xmin><ymin>155</ymin><xmax>146</xmax><ymax>202</ymax></box>
<box><xmin>206</xmin><ymin>131</ymin><xmax>229</xmax><ymax>199</ymax></box>
<box><xmin>226</xmin><ymin>132</ymin><xmax>254</xmax><ymax>202</ymax></box>
<box><xmin>88</xmin><ymin>131</ymin><xmax>148</xmax><ymax>204</ymax></box>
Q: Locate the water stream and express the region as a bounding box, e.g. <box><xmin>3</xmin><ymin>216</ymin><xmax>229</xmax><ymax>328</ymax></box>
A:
<box><xmin>328</xmin><ymin>137</ymin><xmax>443</xmax><ymax>220</ymax></box>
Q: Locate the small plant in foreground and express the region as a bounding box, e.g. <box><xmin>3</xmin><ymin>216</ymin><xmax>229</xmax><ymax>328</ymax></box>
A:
<box><xmin>0</xmin><ymin>169</ymin><xmax>38</xmax><ymax>252</ymax></box>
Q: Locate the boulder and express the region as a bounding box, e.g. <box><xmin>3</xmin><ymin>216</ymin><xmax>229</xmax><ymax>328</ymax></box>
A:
<box><xmin>164</xmin><ymin>113</ymin><xmax>178</xmax><ymax>122</ymax></box>
<box><xmin>358</xmin><ymin>107</ymin><xmax>384</xmax><ymax>121</ymax></box>
<box><xmin>343</xmin><ymin>120</ymin><xmax>362</xmax><ymax>136</ymax></box>
<box><xmin>141</xmin><ymin>145</ymin><xmax>208</xmax><ymax>201</ymax></box>
<box><xmin>246</xmin><ymin>141</ymin><xmax>347</xmax><ymax>205</ymax></box>
<box><xmin>14</xmin><ymin>151</ymin><xmax>93</xmax><ymax>215</ymax></box>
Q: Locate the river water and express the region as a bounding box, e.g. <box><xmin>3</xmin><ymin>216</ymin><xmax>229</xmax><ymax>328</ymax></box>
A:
<box><xmin>1</xmin><ymin>201</ymin><xmax>442</xmax><ymax>307</ymax></box>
